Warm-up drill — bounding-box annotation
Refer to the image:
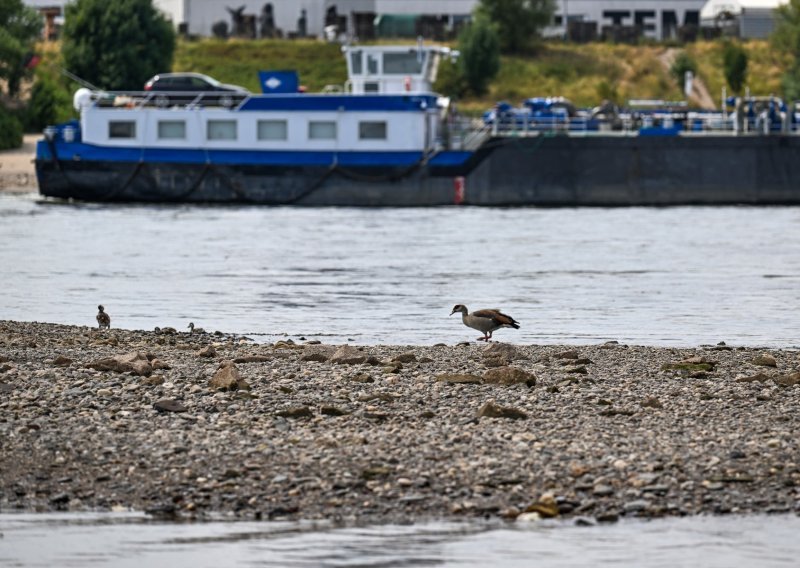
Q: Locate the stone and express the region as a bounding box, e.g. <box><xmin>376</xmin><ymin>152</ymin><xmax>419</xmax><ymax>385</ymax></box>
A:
<box><xmin>300</xmin><ymin>345</ymin><xmax>336</xmax><ymax>362</ymax></box>
<box><xmin>330</xmin><ymin>346</ymin><xmax>368</xmax><ymax>365</ymax></box>
<box><xmin>52</xmin><ymin>355</ymin><xmax>72</xmax><ymax>366</ymax></box>
<box><xmin>641</xmin><ymin>396</ymin><xmax>663</xmax><ymax>409</ymax></box>
<box><xmin>151</xmin><ymin>358</ymin><xmax>171</xmax><ymax>370</ymax></box>
<box><xmin>566</xmin><ymin>365</ymin><xmax>588</xmax><ymax>374</ymax></box>
<box><xmin>233</xmin><ymin>355</ymin><xmax>271</xmax><ymax>363</ymax></box>
<box><xmin>477</xmin><ymin>399</ymin><xmax>528</xmax><ymax>420</ymax></box>
<box><xmin>392</xmin><ymin>352</ymin><xmax>417</xmax><ymax>364</ymax></box>
<box><xmin>661</xmin><ymin>359</ymin><xmax>715</xmax><ymax>373</ymax></box>
<box><xmin>774</xmin><ymin>372</ymin><xmax>800</xmax><ymax>386</ymax></box>
<box><xmin>143</xmin><ymin>375</ymin><xmax>165</xmax><ymax>386</ymax></box>
<box><xmin>321</xmin><ymin>405</ymin><xmax>349</xmax><ymax>416</ymax></box>
<box><xmin>209</xmin><ymin>362</ymin><xmax>249</xmax><ymax>391</ymax></box>
<box><xmin>153</xmin><ymin>399</ymin><xmax>187</xmax><ymax>413</ymax></box>
<box><xmin>735</xmin><ymin>373</ymin><xmax>771</xmax><ymax>383</ymax></box>
<box><xmin>555</xmin><ymin>349</ymin><xmax>580</xmax><ymax>359</ymax></box>
<box><xmin>624</xmin><ymin>500</ymin><xmax>649</xmax><ymax>513</ymax></box>
<box><xmin>482</xmin><ymin>366</ymin><xmax>536</xmax><ymax>387</ymax></box>
<box><xmin>752</xmin><ymin>354</ymin><xmax>777</xmax><ymax>367</ymax></box>
<box><xmin>482</xmin><ymin>342</ymin><xmax>520</xmax><ymax>366</ymax></box>
<box><xmin>276</xmin><ymin>406</ymin><xmax>313</xmax><ymax>418</ymax></box>
<box><xmin>349</xmin><ymin>373</ymin><xmax>374</xmax><ymax>383</ymax></box>
<box><xmin>87</xmin><ymin>351</ymin><xmax>153</xmax><ymax>376</ymax></box>
<box><xmin>198</xmin><ymin>345</ymin><xmax>217</xmax><ymax>358</ymax></box>
<box><xmin>435</xmin><ymin>373</ymin><xmax>482</xmax><ymax>384</ymax></box>
<box><xmin>593</xmin><ymin>484</ymin><xmax>614</xmax><ymax>497</ymax></box>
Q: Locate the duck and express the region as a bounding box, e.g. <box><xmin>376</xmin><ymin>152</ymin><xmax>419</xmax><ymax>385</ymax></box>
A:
<box><xmin>96</xmin><ymin>305</ymin><xmax>111</xmax><ymax>329</ymax></box>
<box><xmin>450</xmin><ymin>304</ymin><xmax>519</xmax><ymax>342</ymax></box>
<box><xmin>187</xmin><ymin>322</ymin><xmax>205</xmax><ymax>334</ymax></box>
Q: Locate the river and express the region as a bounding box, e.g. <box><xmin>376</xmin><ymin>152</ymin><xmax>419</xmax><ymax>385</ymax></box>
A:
<box><xmin>1</xmin><ymin>512</ymin><xmax>799</xmax><ymax>567</ymax></box>
<box><xmin>1</xmin><ymin>194</ymin><xmax>798</xmax><ymax>346</ymax></box>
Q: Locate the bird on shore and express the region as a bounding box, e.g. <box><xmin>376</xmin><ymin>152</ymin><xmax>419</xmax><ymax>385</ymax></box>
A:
<box><xmin>96</xmin><ymin>305</ymin><xmax>111</xmax><ymax>329</ymax></box>
<box><xmin>187</xmin><ymin>322</ymin><xmax>205</xmax><ymax>334</ymax></box>
<box><xmin>450</xmin><ymin>304</ymin><xmax>519</xmax><ymax>342</ymax></box>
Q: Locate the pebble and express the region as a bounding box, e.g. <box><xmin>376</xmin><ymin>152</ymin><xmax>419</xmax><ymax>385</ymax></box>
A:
<box><xmin>0</xmin><ymin>320</ymin><xmax>798</xmax><ymax>525</ymax></box>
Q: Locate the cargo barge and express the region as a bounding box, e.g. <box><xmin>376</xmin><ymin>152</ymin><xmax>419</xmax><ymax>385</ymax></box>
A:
<box><xmin>35</xmin><ymin>44</ymin><xmax>800</xmax><ymax>206</ymax></box>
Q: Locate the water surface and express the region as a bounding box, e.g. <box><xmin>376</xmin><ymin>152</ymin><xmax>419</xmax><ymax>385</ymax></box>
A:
<box><xmin>1</xmin><ymin>513</ymin><xmax>799</xmax><ymax>567</ymax></box>
<box><xmin>1</xmin><ymin>194</ymin><xmax>798</xmax><ymax>346</ymax></box>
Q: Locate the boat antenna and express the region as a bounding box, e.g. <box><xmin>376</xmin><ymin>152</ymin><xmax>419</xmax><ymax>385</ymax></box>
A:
<box><xmin>60</xmin><ymin>67</ymin><xmax>104</xmax><ymax>92</ymax></box>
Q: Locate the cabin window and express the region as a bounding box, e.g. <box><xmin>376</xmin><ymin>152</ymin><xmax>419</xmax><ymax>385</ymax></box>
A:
<box><xmin>158</xmin><ymin>120</ymin><xmax>186</xmax><ymax>140</ymax></box>
<box><xmin>364</xmin><ymin>82</ymin><xmax>379</xmax><ymax>93</ymax></box>
<box><xmin>108</xmin><ymin>121</ymin><xmax>136</xmax><ymax>139</ymax></box>
<box><xmin>257</xmin><ymin>119</ymin><xmax>288</xmax><ymax>140</ymax></box>
<box><xmin>350</xmin><ymin>51</ymin><xmax>362</xmax><ymax>75</ymax></box>
<box><xmin>308</xmin><ymin>120</ymin><xmax>337</xmax><ymax>140</ymax></box>
<box><xmin>367</xmin><ymin>53</ymin><xmax>379</xmax><ymax>75</ymax></box>
<box><xmin>384</xmin><ymin>51</ymin><xmax>424</xmax><ymax>74</ymax></box>
<box><xmin>207</xmin><ymin>119</ymin><xmax>237</xmax><ymax>140</ymax></box>
<box><xmin>359</xmin><ymin>121</ymin><xmax>387</xmax><ymax>140</ymax></box>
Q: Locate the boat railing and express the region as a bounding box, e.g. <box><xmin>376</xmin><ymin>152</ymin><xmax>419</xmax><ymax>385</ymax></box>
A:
<box><xmin>480</xmin><ymin>109</ymin><xmax>800</xmax><ymax>137</ymax></box>
<box><xmin>90</xmin><ymin>90</ymin><xmax>252</xmax><ymax>110</ymax></box>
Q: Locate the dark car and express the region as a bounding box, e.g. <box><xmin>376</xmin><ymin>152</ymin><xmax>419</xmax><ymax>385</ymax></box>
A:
<box><xmin>144</xmin><ymin>72</ymin><xmax>249</xmax><ymax>108</ymax></box>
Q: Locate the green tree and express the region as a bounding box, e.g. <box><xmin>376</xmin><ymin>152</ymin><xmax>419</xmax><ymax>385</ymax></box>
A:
<box><xmin>62</xmin><ymin>0</ymin><xmax>175</xmax><ymax>90</ymax></box>
<box><xmin>475</xmin><ymin>0</ymin><xmax>555</xmax><ymax>54</ymax></box>
<box><xmin>772</xmin><ymin>0</ymin><xmax>800</xmax><ymax>99</ymax></box>
<box><xmin>669</xmin><ymin>51</ymin><xmax>697</xmax><ymax>92</ymax></box>
<box><xmin>458</xmin><ymin>17</ymin><xmax>501</xmax><ymax>96</ymax></box>
<box><xmin>0</xmin><ymin>104</ymin><xmax>23</xmax><ymax>150</ymax></box>
<box><xmin>0</xmin><ymin>0</ymin><xmax>42</xmax><ymax>97</ymax></box>
<box><xmin>722</xmin><ymin>42</ymin><xmax>748</xmax><ymax>94</ymax></box>
<box><xmin>25</xmin><ymin>76</ymin><xmax>71</xmax><ymax>131</ymax></box>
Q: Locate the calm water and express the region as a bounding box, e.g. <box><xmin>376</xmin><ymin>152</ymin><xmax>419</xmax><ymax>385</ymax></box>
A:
<box><xmin>1</xmin><ymin>512</ymin><xmax>799</xmax><ymax>567</ymax></box>
<box><xmin>1</xmin><ymin>193</ymin><xmax>798</xmax><ymax>346</ymax></box>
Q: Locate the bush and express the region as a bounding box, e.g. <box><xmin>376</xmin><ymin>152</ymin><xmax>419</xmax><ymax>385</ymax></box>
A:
<box><xmin>458</xmin><ymin>17</ymin><xmax>501</xmax><ymax>96</ymax></box>
<box><xmin>0</xmin><ymin>105</ymin><xmax>23</xmax><ymax>150</ymax></box>
<box><xmin>722</xmin><ymin>42</ymin><xmax>748</xmax><ymax>94</ymax></box>
<box><xmin>669</xmin><ymin>51</ymin><xmax>697</xmax><ymax>91</ymax></box>
<box><xmin>24</xmin><ymin>77</ymin><xmax>72</xmax><ymax>131</ymax></box>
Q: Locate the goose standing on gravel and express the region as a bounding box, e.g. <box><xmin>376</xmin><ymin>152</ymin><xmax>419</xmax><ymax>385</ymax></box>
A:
<box><xmin>187</xmin><ymin>322</ymin><xmax>205</xmax><ymax>334</ymax></box>
<box><xmin>450</xmin><ymin>304</ymin><xmax>519</xmax><ymax>342</ymax></box>
<box><xmin>96</xmin><ymin>305</ymin><xmax>111</xmax><ymax>329</ymax></box>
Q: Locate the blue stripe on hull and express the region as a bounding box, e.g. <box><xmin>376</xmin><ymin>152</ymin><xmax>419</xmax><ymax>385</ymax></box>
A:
<box><xmin>239</xmin><ymin>93</ymin><xmax>440</xmax><ymax>112</ymax></box>
<box><xmin>37</xmin><ymin>141</ymin><xmax>438</xmax><ymax>167</ymax></box>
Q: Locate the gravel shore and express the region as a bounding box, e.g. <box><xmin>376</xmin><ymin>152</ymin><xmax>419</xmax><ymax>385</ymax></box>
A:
<box><xmin>1</xmin><ymin>320</ymin><xmax>798</xmax><ymax>525</ymax></box>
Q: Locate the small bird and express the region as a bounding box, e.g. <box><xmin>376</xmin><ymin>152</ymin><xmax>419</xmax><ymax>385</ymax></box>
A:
<box><xmin>96</xmin><ymin>305</ymin><xmax>111</xmax><ymax>329</ymax></box>
<box><xmin>187</xmin><ymin>322</ymin><xmax>205</xmax><ymax>334</ymax></box>
<box><xmin>450</xmin><ymin>304</ymin><xmax>520</xmax><ymax>342</ymax></box>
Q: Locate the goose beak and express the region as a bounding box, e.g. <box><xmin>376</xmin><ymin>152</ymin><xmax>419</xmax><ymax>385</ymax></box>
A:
<box><xmin>449</xmin><ymin>309</ymin><xmax>456</xmax><ymax>316</ymax></box>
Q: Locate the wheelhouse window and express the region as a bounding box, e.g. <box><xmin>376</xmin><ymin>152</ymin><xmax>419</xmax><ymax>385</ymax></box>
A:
<box><xmin>383</xmin><ymin>51</ymin><xmax>424</xmax><ymax>74</ymax></box>
<box><xmin>207</xmin><ymin>119</ymin><xmax>237</xmax><ymax>140</ymax></box>
<box><xmin>108</xmin><ymin>121</ymin><xmax>136</xmax><ymax>139</ymax></box>
<box><xmin>350</xmin><ymin>50</ymin><xmax>362</xmax><ymax>75</ymax></box>
<box><xmin>308</xmin><ymin>120</ymin><xmax>336</xmax><ymax>140</ymax></box>
<box><xmin>359</xmin><ymin>121</ymin><xmax>387</xmax><ymax>140</ymax></box>
<box><xmin>257</xmin><ymin>119</ymin><xmax>288</xmax><ymax>140</ymax></box>
<box><xmin>158</xmin><ymin>120</ymin><xmax>186</xmax><ymax>140</ymax></box>
<box><xmin>367</xmin><ymin>53</ymin><xmax>379</xmax><ymax>74</ymax></box>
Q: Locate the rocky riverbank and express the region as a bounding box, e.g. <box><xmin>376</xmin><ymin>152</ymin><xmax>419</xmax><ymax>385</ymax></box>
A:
<box><xmin>1</xmin><ymin>320</ymin><xmax>798</xmax><ymax>525</ymax></box>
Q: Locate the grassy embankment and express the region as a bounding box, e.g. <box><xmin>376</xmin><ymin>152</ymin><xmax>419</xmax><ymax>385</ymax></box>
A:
<box><xmin>172</xmin><ymin>38</ymin><xmax>786</xmax><ymax>113</ymax></box>
<box><xmin>31</xmin><ymin>37</ymin><xmax>790</xmax><ymax>124</ymax></box>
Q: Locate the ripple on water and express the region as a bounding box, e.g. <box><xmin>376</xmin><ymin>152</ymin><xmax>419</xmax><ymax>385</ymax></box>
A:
<box><xmin>1</xmin><ymin>514</ymin><xmax>800</xmax><ymax>567</ymax></box>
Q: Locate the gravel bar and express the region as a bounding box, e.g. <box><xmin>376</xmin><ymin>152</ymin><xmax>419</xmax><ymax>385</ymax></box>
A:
<box><xmin>1</xmin><ymin>320</ymin><xmax>799</xmax><ymax>525</ymax></box>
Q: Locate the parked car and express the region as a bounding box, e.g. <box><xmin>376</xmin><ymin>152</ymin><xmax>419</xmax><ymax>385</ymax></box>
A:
<box><xmin>143</xmin><ymin>72</ymin><xmax>249</xmax><ymax>107</ymax></box>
